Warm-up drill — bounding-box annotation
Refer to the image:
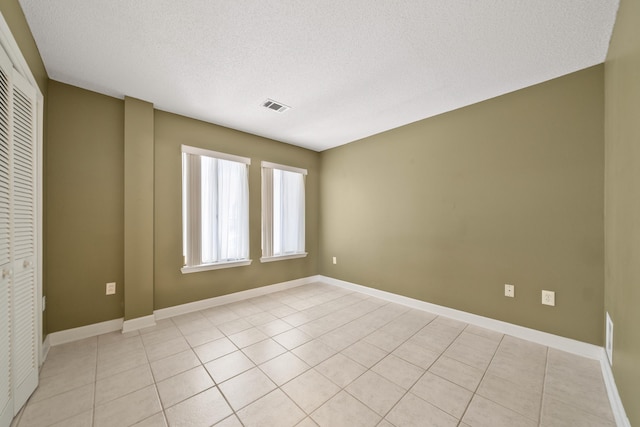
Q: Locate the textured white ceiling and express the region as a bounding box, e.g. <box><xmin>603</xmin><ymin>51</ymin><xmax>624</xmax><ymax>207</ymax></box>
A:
<box><xmin>19</xmin><ymin>0</ymin><xmax>618</xmax><ymax>151</ymax></box>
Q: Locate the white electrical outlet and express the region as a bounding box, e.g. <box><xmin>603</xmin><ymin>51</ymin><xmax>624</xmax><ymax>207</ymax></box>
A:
<box><xmin>332</xmin><ymin>257</ymin><xmax>337</xmax><ymax>265</ymax></box>
<box><xmin>541</xmin><ymin>290</ymin><xmax>555</xmax><ymax>306</ymax></box>
<box><xmin>106</xmin><ymin>282</ymin><xmax>116</xmax><ymax>295</ymax></box>
<box><xmin>606</xmin><ymin>312</ymin><xmax>613</xmax><ymax>365</ymax></box>
<box><xmin>504</xmin><ymin>284</ymin><xmax>515</xmax><ymax>298</ymax></box>
<box><xmin>42</xmin><ymin>296</ymin><xmax>46</xmax><ymax>312</ymax></box>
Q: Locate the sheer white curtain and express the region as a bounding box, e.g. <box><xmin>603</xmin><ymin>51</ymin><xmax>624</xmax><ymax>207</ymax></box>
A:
<box><xmin>182</xmin><ymin>146</ymin><xmax>250</xmax><ymax>268</ymax></box>
<box><xmin>262</xmin><ymin>162</ymin><xmax>306</xmax><ymax>260</ymax></box>
<box><xmin>273</xmin><ymin>169</ymin><xmax>305</xmax><ymax>255</ymax></box>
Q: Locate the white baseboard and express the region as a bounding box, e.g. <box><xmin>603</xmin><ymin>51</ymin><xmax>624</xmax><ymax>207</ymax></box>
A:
<box><xmin>47</xmin><ymin>318</ymin><xmax>123</xmax><ymax>346</ymax></box>
<box><xmin>600</xmin><ymin>355</ymin><xmax>631</xmax><ymax>427</ymax></box>
<box><xmin>154</xmin><ymin>275</ymin><xmax>319</xmax><ymax>320</ymax></box>
<box><xmin>122</xmin><ymin>315</ymin><xmax>156</xmax><ymax>333</ymax></box>
<box><xmin>320</xmin><ymin>275</ymin><xmax>603</xmax><ymax>359</ymax></box>
<box><xmin>40</xmin><ymin>334</ymin><xmax>50</xmax><ymax>366</ymax></box>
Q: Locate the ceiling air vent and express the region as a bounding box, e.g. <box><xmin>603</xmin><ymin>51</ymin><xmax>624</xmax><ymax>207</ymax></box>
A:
<box><xmin>262</xmin><ymin>99</ymin><xmax>290</xmax><ymax>113</ymax></box>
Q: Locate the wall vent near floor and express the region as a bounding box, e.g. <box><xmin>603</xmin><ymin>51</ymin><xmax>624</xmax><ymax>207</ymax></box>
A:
<box><xmin>262</xmin><ymin>99</ymin><xmax>290</xmax><ymax>113</ymax></box>
<box><xmin>606</xmin><ymin>312</ymin><xmax>614</xmax><ymax>365</ymax></box>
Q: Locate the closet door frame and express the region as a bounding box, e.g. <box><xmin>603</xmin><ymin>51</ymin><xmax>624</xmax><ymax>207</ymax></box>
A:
<box><xmin>0</xmin><ymin>5</ymin><xmax>44</xmax><ymax>410</ymax></box>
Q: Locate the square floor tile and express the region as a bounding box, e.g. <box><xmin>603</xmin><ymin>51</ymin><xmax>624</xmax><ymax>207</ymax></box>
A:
<box><xmin>144</xmin><ymin>336</ymin><xmax>190</xmax><ymax>362</ymax></box>
<box><xmin>385</xmin><ymin>393</ymin><xmax>458</xmax><ymax>427</ymax></box>
<box><xmin>205</xmin><ymin>350</ymin><xmax>255</xmax><ymax>383</ymax></box>
<box><xmin>392</xmin><ymin>340</ymin><xmax>440</xmax><ymax>369</ymax></box>
<box><xmin>131</xmin><ymin>412</ymin><xmax>167</xmax><ymax>427</ymax></box>
<box><xmin>19</xmin><ymin>383</ymin><xmax>95</xmax><ymax>427</ymax></box>
<box><xmin>242</xmin><ymin>338</ymin><xmax>287</xmax><ymax>364</ymax></box>
<box><xmin>316</xmin><ymin>353</ymin><xmax>366</xmax><ymax>388</ymax></box>
<box><xmin>49</xmin><ymin>410</ymin><xmax>93</xmax><ymax>427</ymax></box>
<box><xmin>228</xmin><ymin>327</ymin><xmax>269</xmax><ymax>348</ymax></box>
<box><xmin>218</xmin><ymin>367</ymin><xmax>276</xmax><ymax>410</ymax></box>
<box><xmin>30</xmin><ymin>364</ymin><xmax>96</xmax><ymax>403</ymax></box>
<box><xmin>156</xmin><ymin>365</ymin><xmax>214</xmax><ymax>408</ymax></box>
<box><xmin>411</xmin><ymin>372</ymin><xmax>473</xmax><ymax>418</ymax></box>
<box><xmin>237</xmin><ymin>389</ymin><xmax>306</xmax><ymax>427</ymax></box>
<box><xmin>311</xmin><ymin>391</ymin><xmax>381</xmax><ymax>427</ymax></box>
<box><xmin>461</xmin><ymin>395</ymin><xmax>537</xmax><ymax>427</ymax></box>
<box><xmin>183</xmin><ymin>327</ymin><xmax>224</xmax><ymax>347</ymax></box>
<box><xmin>260</xmin><ymin>352</ymin><xmax>310</xmax><ymax>386</ymax></box>
<box><xmin>193</xmin><ymin>337</ymin><xmax>237</xmax><ymax>363</ymax></box>
<box><xmin>282</xmin><ymin>369</ymin><xmax>341</xmax><ymax>414</ymax></box>
<box><xmin>292</xmin><ymin>339</ymin><xmax>337</xmax><ymax>366</ymax></box>
<box><xmin>165</xmin><ymin>387</ymin><xmax>233</xmax><ymax>427</ymax></box>
<box><xmin>257</xmin><ymin>319</ymin><xmax>294</xmax><ymax>336</ymax></box>
<box><xmin>273</xmin><ymin>328</ymin><xmax>313</xmax><ymax>350</ymax></box>
<box><xmin>345</xmin><ymin>370</ymin><xmax>405</xmax><ymax>416</ymax></box>
<box><xmin>429</xmin><ymin>356</ymin><xmax>484</xmax><ymax>391</ymax></box>
<box><xmin>372</xmin><ymin>354</ymin><xmax>424</xmax><ymax>389</ymax></box>
<box><xmin>477</xmin><ymin>373</ymin><xmax>541</xmax><ymax>421</ymax></box>
<box><xmin>341</xmin><ymin>340</ymin><xmax>387</xmax><ymax>368</ymax></box>
<box><xmin>94</xmin><ymin>385</ymin><xmax>162</xmax><ymax>427</ymax></box>
<box><xmin>150</xmin><ymin>349</ymin><xmax>201</xmax><ymax>382</ymax></box>
<box><xmin>95</xmin><ymin>364</ymin><xmax>154</xmax><ymax>405</ymax></box>
<box><xmin>214</xmin><ymin>415</ymin><xmax>243</xmax><ymax>427</ymax></box>
<box><xmin>217</xmin><ymin>318</ymin><xmax>253</xmax><ymax>335</ymax></box>
<box><xmin>540</xmin><ymin>394</ymin><xmax>616</xmax><ymax>427</ymax></box>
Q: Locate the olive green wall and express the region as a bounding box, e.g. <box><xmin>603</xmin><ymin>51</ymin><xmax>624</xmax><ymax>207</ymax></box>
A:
<box><xmin>604</xmin><ymin>0</ymin><xmax>640</xmax><ymax>424</ymax></box>
<box><xmin>45</xmin><ymin>82</ymin><xmax>319</xmax><ymax>330</ymax></box>
<box><xmin>154</xmin><ymin>110</ymin><xmax>319</xmax><ymax>309</ymax></box>
<box><xmin>320</xmin><ymin>66</ymin><xmax>604</xmax><ymax>345</ymax></box>
<box><xmin>124</xmin><ymin>97</ymin><xmax>155</xmax><ymax>320</ymax></box>
<box><xmin>46</xmin><ymin>81</ymin><xmax>124</xmax><ymax>332</ymax></box>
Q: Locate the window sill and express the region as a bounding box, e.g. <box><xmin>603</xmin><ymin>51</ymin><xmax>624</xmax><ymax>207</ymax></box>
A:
<box><xmin>260</xmin><ymin>253</ymin><xmax>308</xmax><ymax>263</ymax></box>
<box><xmin>181</xmin><ymin>259</ymin><xmax>252</xmax><ymax>274</ymax></box>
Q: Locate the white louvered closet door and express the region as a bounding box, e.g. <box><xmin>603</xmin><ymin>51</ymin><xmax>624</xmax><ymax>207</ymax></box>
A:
<box><xmin>9</xmin><ymin>67</ymin><xmax>37</xmax><ymax>413</ymax></box>
<box><xmin>0</xmin><ymin>40</ymin><xmax>39</xmax><ymax>427</ymax></box>
<box><xmin>0</xmin><ymin>46</ymin><xmax>12</xmax><ymax>427</ymax></box>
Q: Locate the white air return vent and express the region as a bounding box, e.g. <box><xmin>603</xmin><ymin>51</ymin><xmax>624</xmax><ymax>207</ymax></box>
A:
<box><xmin>262</xmin><ymin>99</ymin><xmax>290</xmax><ymax>113</ymax></box>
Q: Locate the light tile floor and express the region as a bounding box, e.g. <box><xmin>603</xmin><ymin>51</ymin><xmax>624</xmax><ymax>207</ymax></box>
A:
<box><xmin>12</xmin><ymin>283</ymin><xmax>616</xmax><ymax>427</ymax></box>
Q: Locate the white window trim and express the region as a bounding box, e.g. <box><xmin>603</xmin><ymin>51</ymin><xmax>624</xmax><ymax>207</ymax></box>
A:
<box><xmin>181</xmin><ymin>145</ymin><xmax>251</xmax><ymax>273</ymax></box>
<box><xmin>261</xmin><ymin>161</ymin><xmax>307</xmax><ymax>262</ymax></box>
<box><xmin>260</xmin><ymin>253</ymin><xmax>308</xmax><ymax>263</ymax></box>
<box><xmin>181</xmin><ymin>259</ymin><xmax>252</xmax><ymax>274</ymax></box>
<box><xmin>261</xmin><ymin>161</ymin><xmax>307</xmax><ymax>175</ymax></box>
<box><xmin>181</xmin><ymin>145</ymin><xmax>250</xmax><ymax>165</ymax></box>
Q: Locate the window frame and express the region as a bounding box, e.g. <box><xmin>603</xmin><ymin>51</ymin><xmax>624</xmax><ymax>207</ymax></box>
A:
<box><xmin>260</xmin><ymin>161</ymin><xmax>308</xmax><ymax>263</ymax></box>
<box><xmin>181</xmin><ymin>144</ymin><xmax>252</xmax><ymax>274</ymax></box>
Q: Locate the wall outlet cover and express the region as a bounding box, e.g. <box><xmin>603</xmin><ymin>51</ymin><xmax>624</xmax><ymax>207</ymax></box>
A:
<box><xmin>504</xmin><ymin>284</ymin><xmax>515</xmax><ymax>298</ymax></box>
<box><xmin>541</xmin><ymin>290</ymin><xmax>555</xmax><ymax>306</ymax></box>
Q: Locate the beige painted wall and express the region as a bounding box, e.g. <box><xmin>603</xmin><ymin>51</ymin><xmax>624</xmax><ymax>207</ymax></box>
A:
<box><xmin>604</xmin><ymin>0</ymin><xmax>640</xmax><ymax>423</ymax></box>
<box><xmin>46</xmin><ymin>81</ymin><xmax>124</xmax><ymax>332</ymax></box>
<box><xmin>320</xmin><ymin>66</ymin><xmax>605</xmax><ymax>345</ymax></box>
<box><xmin>154</xmin><ymin>110</ymin><xmax>319</xmax><ymax>309</ymax></box>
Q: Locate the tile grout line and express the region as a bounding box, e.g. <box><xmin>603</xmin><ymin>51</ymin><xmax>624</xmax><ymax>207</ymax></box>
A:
<box><xmin>369</xmin><ymin>315</ymin><xmax>467</xmax><ymax>424</ymax></box>
<box><xmin>456</xmin><ymin>332</ymin><xmax>506</xmax><ymax>425</ymax></box>
<box><xmin>538</xmin><ymin>346</ymin><xmax>550</xmax><ymax>425</ymax></box>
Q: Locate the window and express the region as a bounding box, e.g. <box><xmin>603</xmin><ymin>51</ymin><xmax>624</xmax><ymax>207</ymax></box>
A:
<box><xmin>261</xmin><ymin>162</ymin><xmax>307</xmax><ymax>262</ymax></box>
<box><xmin>181</xmin><ymin>145</ymin><xmax>251</xmax><ymax>273</ymax></box>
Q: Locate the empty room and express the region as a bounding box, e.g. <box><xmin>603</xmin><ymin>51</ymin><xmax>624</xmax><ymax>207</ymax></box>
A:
<box><xmin>0</xmin><ymin>0</ymin><xmax>638</xmax><ymax>426</ymax></box>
